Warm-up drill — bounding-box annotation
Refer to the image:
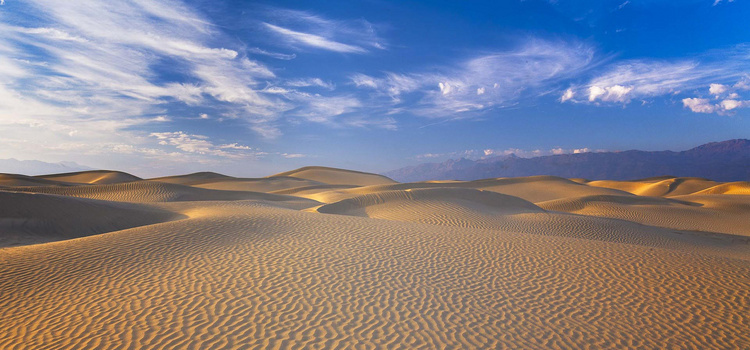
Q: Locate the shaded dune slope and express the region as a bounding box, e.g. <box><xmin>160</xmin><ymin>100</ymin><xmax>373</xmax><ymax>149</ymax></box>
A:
<box><xmin>0</xmin><ymin>191</ymin><xmax>181</xmax><ymax>247</ymax></box>
<box><xmin>0</xmin><ymin>173</ymin><xmax>75</xmax><ymax>187</ymax></box>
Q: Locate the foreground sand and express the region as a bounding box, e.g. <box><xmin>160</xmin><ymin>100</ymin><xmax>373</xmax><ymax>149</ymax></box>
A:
<box><xmin>1</xmin><ymin>168</ymin><xmax>748</xmax><ymax>348</ymax></box>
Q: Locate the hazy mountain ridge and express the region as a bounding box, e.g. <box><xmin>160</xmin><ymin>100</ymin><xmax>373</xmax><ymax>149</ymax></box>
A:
<box><xmin>0</xmin><ymin>159</ymin><xmax>93</xmax><ymax>176</ymax></box>
<box><xmin>385</xmin><ymin>139</ymin><xmax>750</xmax><ymax>182</ymax></box>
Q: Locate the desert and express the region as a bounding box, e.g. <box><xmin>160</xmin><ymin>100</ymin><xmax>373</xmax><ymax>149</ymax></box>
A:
<box><xmin>1</xmin><ymin>167</ymin><xmax>748</xmax><ymax>349</ymax></box>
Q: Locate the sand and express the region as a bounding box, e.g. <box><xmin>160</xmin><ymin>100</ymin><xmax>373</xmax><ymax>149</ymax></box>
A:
<box><xmin>0</xmin><ymin>168</ymin><xmax>748</xmax><ymax>349</ymax></box>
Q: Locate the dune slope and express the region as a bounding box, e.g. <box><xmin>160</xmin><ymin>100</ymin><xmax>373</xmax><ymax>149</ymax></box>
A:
<box><xmin>0</xmin><ymin>191</ymin><xmax>181</xmax><ymax>247</ymax></box>
<box><xmin>0</xmin><ymin>201</ymin><xmax>748</xmax><ymax>349</ymax></box>
<box><xmin>7</xmin><ymin>181</ymin><xmax>318</xmax><ymax>208</ymax></box>
<box><xmin>271</xmin><ymin>166</ymin><xmax>397</xmax><ymax>186</ymax></box>
<box><xmin>38</xmin><ymin>170</ymin><xmax>142</xmax><ymax>184</ymax></box>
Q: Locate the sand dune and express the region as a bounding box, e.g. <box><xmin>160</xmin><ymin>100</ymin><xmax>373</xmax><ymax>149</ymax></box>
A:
<box><xmin>694</xmin><ymin>181</ymin><xmax>750</xmax><ymax>195</ymax></box>
<box><xmin>315</xmin><ymin>188</ymin><xmax>749</xmax><ymax>257</ymax></box>
<box><xmin>38</xmin><ymin>170</ymin><xmax>142</xmax><ymax>184</ymax></box>
<box><xmin>0</xmin><ymin>169</ymin><xmax>748</xmax><ymax>349</ymax></box>
<box><xmin>585</xmin><ymin>177</ymin><xmax>720</xmax><ymax>197</ymax></box>
<box><xmin>6</xmin><ymin>180</ymin><xmax>317</xmax><ymax>208</ymax></box>
<box><xmin>0</xmin><ymin>191</ymin><xmax>181</xmax><ymax>247</ymax></box>
<box><xmin>539</xmin><ymin>194</ymin><xmax>750</xmax><ymax>236</ymax></box>
<box><xmin>271</xmin><ymin>166</ymin><xmax>397</xmax><ymax>186</ymax></box>
<box><xmin>0</xmin><ymin>173</ymin><xmax>75</xmax><ymax>187</ymax></box>
<box><xmin>148</xmin><ymin>171</ymin><xmax>234</xmax><ymax>185</ymax></box>
<box><xmin>194</xmin><ymin>176</ymin><xmax>329</xmax><ymax>193</ymax></box>
<box><xmin>301</xmin><ymin>175</ymin><xmax>630</xmax><ymax>204</ymax></box>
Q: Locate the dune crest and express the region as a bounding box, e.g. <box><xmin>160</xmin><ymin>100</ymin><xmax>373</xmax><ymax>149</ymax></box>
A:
<box><xmin>271</xmin><ymin>166</ymin><xmax>397</xmax><ymax>186</ymax></box>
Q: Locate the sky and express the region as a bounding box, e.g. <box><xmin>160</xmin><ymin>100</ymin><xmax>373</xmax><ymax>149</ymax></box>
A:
<box><xmin>0</xmin><ymin>0</ymin><xmax>749</xmax><ymax>177</ymax></box>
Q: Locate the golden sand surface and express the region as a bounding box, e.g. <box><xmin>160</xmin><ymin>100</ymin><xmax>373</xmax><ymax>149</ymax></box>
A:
<box><xmin>0</xmin><ymin>168</ymin><xmax>748</xmax><ymax>349</ymax></box>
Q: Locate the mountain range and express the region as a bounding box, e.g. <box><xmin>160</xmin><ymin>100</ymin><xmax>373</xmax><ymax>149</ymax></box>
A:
<box><xmin>384</xmin><ymin>139</ymin><xmax>750</xmax><ymax>182</ymax></box>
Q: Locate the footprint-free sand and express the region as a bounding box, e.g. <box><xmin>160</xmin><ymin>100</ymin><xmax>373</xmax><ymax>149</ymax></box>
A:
<box><xmin>1</xmin><ymin>167</ymin><xmax>748</xmax><ymax>349</ymax></box>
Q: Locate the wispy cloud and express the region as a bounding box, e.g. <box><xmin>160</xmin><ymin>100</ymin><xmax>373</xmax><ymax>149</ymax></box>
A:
<box><xmin>261</xmin><ymin>8</ymin><xmax>386</xmax><ymax>54</ymax></box>
<box><xmin>0</xmin><ymin>1</ymin><xmax>390</xmax><ymax>172</ymax></box>
<box><xmin>247</xmin><ymin>47</ymin><xmax>296</xmax><ymax>60</ymax></box>
<box><xmin>351</xmin><ymin>39</ymin><xmax>596</xmax><ymax>118</ymax></box>
<box><xmin>264</xmin><ymin>23</ymin><xmax>367</xmax><ymax>53</ymax></box>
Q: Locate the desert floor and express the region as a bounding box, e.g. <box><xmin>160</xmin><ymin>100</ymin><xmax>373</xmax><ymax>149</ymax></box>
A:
<box><xmin>1</xmin><ymin>167</ymin><xmax>748</xmax><ymax>349</ymax></box>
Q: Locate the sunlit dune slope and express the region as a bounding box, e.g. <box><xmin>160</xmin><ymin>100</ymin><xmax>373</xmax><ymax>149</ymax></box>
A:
<box><xmin>317</xmin><ymin>187</ymin><xmax>544</xmax><ymax>216</ymax></box>
<box><xmin>0</xmin><ymin>191</ymin><xmax>181</xmax><ymax>247</ymax></box>
<box><xmin>0</xmin><ymin>201</ymin><xmax>748</xmax><ymax>349</ymax></box>
<box><xmin>314</xmin><ymin>188</ymin><xmax>747</xmax><ymax>256</ymax></box>
<box><xmin>538</xmin><ymin>194</ymin><xmax>750</xmax><ymax>236</ymax></box>
<box><xmin>302</xmin><ymin>175</ymin><xmax>631</xmax><ymax>204</ymax></box>
<box><xmin>585</xmin><ymin>177</ymin><xmax>720</xmax><ymax>197</ymax></box>
<box><xmin>148</xmin><ymin>172</ymin><xmax>234</xmax><ymax>186</ymax></box>
<box><xmin>271</xmin><ymin>166</ymin><xmax>397</xmax><ymax>186</ymax></box>
<box><xmin>194</xmin><ymin>176</ymin><xmax>328</xmax><ymax>193</ymax></box>
<box><xmin>37</xmin><ymin>170</ymin><xmax>142</xmax><ymax>185</ymax></box>
<box><xmin>7</xmin><ymin>180</ymin><xmax>318</xmax><ymax>207</ymax></box>
<box><xmin>694</xmin><ymin>181</ymin><xmax>750</xmax><ymax>195</ymax></box>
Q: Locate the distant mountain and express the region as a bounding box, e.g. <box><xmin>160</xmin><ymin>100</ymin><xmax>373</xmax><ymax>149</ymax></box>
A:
<box><xmin>385</xmin><ymin>139</ymin><xmax>750</xmax><ymax>182</ymax></box>
<box><xmin>0</xmin><ymin>159</ymin><xmax>93</xmax><ymax>176</ymax></box>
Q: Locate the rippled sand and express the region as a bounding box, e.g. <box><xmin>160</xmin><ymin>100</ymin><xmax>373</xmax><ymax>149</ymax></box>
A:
<box><xmin>1</xmin><ymin>168</ymin><xmax>748</xmax><ymax>349</ymax></box>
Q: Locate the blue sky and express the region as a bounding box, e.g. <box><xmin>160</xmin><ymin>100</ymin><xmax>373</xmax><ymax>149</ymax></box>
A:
<box><xmin>0</xmin><ymin>0</ymin><xmax>749</xmax><ymax>177</ymax></box>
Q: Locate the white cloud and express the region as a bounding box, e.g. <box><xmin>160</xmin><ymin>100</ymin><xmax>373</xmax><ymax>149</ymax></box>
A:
<box><xmin>350</xmin><ymin>73</ymin><xmax>379</xmax><ymax>89</ymax></box>
<box><xmin>292</xmin><ymin>95</ymin><xmax>362</xmax><ymax>124</ymax></box>
<box><xmin>682</xmin><ymin>98</ymin><xmax>716</xmax><ymax>113</ymax></box>
<box><xmin>713</xmin><ymin>0</ymin><xmax>735</xmax><ymax>5</ymax></box>
<box><xmin>286</xmin><ymin>78</ymin><xmax>335</xmax><ymax>90</ymax></box>
<box><xmin>438</xmin><ymin>82</ymin><xmax>454</xmax><ymax>95</ymax></box>
<box><xmin>588</xmin><ymin>84</ymin><xmax>633</xmax><ymax>103</ymax></box>
<box><xmin>709</xmin><ymin>83</ymin><xmax>728</xmax><ymax>96</ymax></box>
<box><xmin>150</xmin><ymin>131</ymin><xmax>259</xmax><ymax>158</ymax></box>
<box><xmin>282</xmin><ymin>153</ymin><xmax>306</xmax><ymax>159</ymax></box>
<box><xmin>720</xmin><ymin>99</ymin><xmax>746</xmax><ymax>110</ymax></box>
<box><xmin>247</xmin><ymin>47</ymin><xmax>296</xmax><ymax>60</ymax></box>
<box><xmin>219</xmin><ymin>143</ymin><xmax>253</xmax><ymax>150</ymax></box>
<box><xmin>19</xmin><ymin>27</ymin><xmax>88</xmax><ymax>42</ymax></box>
<box><xmin>152</xmin><ymin>115</ymin><xmax>170</xmax><ymax>122</ymax></box>
<box><xmin>477</xmin><ymin>87</ymin><xmax>485</xmax><ymax>95</ymax></box>
<box><xmin>264</xmin><ymin>23</ymin><xmax>367</xmax><ymax>53</ymax></box>
<box><xmin>560</xmin><ymin>88</ymin><xmax>575</xmax><ymax>102</ymax></box>
<box><xmin>423</xmin><ymin>146</ymin><xmax>604</xmax><ymax>161</ymax></box>
<box><xmin>682</xmin><ymin>79</ymin><xmax>750</xmax><ymax>114</ymax></box>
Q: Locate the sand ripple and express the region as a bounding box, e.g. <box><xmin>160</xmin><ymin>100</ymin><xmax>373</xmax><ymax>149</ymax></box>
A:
<box><xmin>1</xmin><ymin>203</ymin><xmax>748</xmax><ymax>349</ymax></box>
